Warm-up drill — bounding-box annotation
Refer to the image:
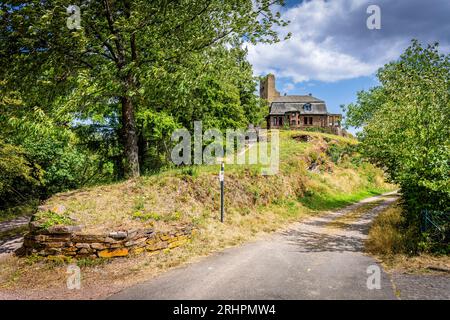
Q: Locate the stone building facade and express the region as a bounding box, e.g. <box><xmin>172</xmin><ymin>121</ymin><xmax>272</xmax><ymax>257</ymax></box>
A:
<box><xmin>260</xmin><ymin>74</ymin><xmax>342</xmax><ymax>132</ymax></box>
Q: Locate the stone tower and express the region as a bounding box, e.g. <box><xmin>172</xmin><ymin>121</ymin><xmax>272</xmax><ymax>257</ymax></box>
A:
<box><xmin>260</xmin><ymin>74</ymin><xmax>280</xmax><ymax>104</ymax></box>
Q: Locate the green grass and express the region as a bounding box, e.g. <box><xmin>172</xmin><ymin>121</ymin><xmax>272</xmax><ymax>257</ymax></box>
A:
<box><xmin>299</xmin><ymin>188</ymin><xmax>388</xmax><ymax>211</ymax></box>
<box><xmin>41</xmin><ymin>130</ymin><xmax>394</xmax><ymax>233</ymax></box>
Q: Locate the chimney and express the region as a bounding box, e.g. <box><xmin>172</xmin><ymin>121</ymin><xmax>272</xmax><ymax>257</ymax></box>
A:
<box><xmin>260</xmin><ymin>74</ymin><xmax>280</xmax><ymax>104</ymax></box>
<box><xmin>308</xmin><ymin>93</ymin><xmax>312</xmax><ymax>96</ymax></box>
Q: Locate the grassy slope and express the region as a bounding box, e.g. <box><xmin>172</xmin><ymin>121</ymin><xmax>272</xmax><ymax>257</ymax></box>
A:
<box><xmin>42</xmin><ymin>130</ymin><xmax>393</xmax><ymax>236</ymax></box>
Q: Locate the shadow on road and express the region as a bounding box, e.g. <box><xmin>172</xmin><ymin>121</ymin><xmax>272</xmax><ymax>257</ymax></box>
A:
<box><xmin>282</xmin><ymin>229</ymin><xmax>364</xmax><ymax>253</ymax></box>
<box><xmin>280</xmin><ymin>198</ymin><xmax>396</xmax><ymax>253</ymax></box>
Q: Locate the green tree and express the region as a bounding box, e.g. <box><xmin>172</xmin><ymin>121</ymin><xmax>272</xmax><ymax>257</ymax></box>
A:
<box><xmin>0</xmin><ymin>138</ymin><xmax>43</xmax><ymax>206</ymax></box>
<box><xmin>344</xmin><ymin>41</ymin><xmax>450</xmax><ymax>249</ymax></box>
<box><xmin>1</xmin><ymin>0</ymin><xmax>289</xmax><ymax>178</ymax></box>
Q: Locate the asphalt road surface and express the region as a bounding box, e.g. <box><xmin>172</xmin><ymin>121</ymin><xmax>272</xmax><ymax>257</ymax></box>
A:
<box><xmin>0</xmin><ymin>216</ymin><xmax>30</xmax><ymax>257</ymax></box>
<box><xmin>110</xmin><ymin>192</ymin><xmax>449</xmax><ymax>300</ymax></box>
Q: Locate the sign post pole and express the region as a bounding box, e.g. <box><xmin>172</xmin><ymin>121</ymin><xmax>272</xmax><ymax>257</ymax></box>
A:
<box><xmin>219</xmin><ymin>162</ymin><xmax>224</xmax><ymax>223</ymax></box>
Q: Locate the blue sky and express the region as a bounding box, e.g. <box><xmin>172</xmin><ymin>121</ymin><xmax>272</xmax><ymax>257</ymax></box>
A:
<box><xmin>247</xmin><ymin>0</ymin><xmax>450</xmax><ymax>132</ymax></box>
<box><xmin>275</xmin><ymin>76</ymin><xmax>379</xmax><ymax>116</ymax></box>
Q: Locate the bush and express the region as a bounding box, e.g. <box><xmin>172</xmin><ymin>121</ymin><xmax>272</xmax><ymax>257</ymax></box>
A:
<box><xmin>345</xmin><ymin>41</ymin><xmax>450</xmax><ymax>253</ymax></box>
<box><xmin>0</xmin><ymin>139</ymin><xmax>43</xmax><ymax>207</ymax></box>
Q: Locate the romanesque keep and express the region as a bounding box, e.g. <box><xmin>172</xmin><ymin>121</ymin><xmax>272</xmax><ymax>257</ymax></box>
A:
<box><xmin>261</xmin><ymin>74</ymin><xmax>343</xmax><ymax>134</ymax></box>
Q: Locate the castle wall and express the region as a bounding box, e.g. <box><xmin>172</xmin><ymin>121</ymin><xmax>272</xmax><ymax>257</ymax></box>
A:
<box><xmin>260</xmin><ymin>74</ymin><xmax>280</xmax><ymax>104</ymax></box>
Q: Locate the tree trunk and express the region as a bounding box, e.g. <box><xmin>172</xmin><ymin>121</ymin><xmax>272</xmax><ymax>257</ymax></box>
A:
<box><xmin>121</xmin><ymin>96</ymin><xmax>140</xmax><ymax>178</ymax></box>
<box><xmin>138</xmin><ymin>131</ymin><xmax>148</xmax><ymax>171</ymax></box>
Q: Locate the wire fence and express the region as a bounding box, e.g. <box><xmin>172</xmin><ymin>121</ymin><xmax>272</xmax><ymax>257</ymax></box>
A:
<box><xmin>421</xmin><ymin>209</ymin><xmax>450</xmax><ymax>241</ymax></box>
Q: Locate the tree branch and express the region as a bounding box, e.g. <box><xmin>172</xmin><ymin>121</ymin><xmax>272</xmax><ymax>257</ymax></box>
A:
<box><xmin>102</xmin><ymin>0</ymin><xmax>126</xmax><ymax>68</ymax></box>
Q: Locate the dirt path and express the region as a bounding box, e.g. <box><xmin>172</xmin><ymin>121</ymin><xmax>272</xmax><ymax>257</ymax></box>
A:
<box><xmin>110</xmin><ymin>192</ymin><xmax>409</xmax><ymax>299</ymax></box>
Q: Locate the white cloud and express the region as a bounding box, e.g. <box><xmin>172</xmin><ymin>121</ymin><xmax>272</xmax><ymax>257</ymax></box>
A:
<box><xmin>247</xmin><ymin>0</ymin><xmax>450</xmax><ymax>83</ymax></box>
<box><xmin>281</xmin><ymin>82</ymin><xmax>295</xmax><ymax>94</ymax></box>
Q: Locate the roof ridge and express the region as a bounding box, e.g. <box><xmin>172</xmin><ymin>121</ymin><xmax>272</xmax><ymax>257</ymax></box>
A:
<box><xmin>272</xmin><ymin>95</ymin><xmax>323</xmax><ymax>103</ymax></box>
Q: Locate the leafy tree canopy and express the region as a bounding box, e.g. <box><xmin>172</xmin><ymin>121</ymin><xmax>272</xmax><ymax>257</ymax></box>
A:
<box><xmin>1</xmin><ymin>0</ymin><xmax>289</xmax><ymax>179</ymax></box>
<box><xmin>344</xmin><ymin>41</ymin><xmax>450</xmax><ymax>248</ymax></box>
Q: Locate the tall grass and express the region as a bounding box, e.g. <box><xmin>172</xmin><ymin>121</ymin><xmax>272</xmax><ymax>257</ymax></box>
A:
<box><xmin>366</xmin><ymin>202</ymin><xmax>450</xmax><ymax>271</ymax></box>
<box><xmin>366</xmin><ymin>204</ymin><xmax>407</xmax><ymax>255</ymax></box>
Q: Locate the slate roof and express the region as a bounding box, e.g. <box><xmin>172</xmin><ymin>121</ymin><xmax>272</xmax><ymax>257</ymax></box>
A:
<box><xmin>269</xmin><ymin>95</ymin><xmax>329</xmax><ymax>115</ymax></box>
<box><xmin>272</xmin><ymin>95</ymin><xmax>324</xmax><ymax>103</ymax></box>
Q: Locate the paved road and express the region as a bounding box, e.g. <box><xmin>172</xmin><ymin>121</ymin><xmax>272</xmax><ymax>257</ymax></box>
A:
<box><xmin>110</xmin><ymin>193</ymin><xmax>404</xmax><ymax>300</ymax></box>
<box><xmin>0</xmin><ymin>216</ymin><xmax>30</xmax><ymax>256</ymax></box>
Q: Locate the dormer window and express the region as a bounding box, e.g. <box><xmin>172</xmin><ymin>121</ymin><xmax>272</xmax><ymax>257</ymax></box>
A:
<box><xmin>303</xmin><ymin>103</ymin><xmax>312</xmax><ymax>111</ymax></box>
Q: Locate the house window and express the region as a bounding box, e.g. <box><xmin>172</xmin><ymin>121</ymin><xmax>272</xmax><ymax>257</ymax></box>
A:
<box><xmin>304</xmin><ymin>117</ymin><xmax>313</xmax><ymax>125</ymax></box>
<box><xmin>304</xmin><ymin>103</ymin><xmax>312</xmax><ymax>111</ymax></box>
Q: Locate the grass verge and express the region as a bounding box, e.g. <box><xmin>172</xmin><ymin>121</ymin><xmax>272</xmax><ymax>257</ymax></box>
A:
<box><xmin>366</xmin><ymin>202</ymin><xmax>450</xmax><ymax>274</ymax></box>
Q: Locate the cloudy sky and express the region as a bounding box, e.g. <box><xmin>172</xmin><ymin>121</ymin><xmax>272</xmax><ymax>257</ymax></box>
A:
<box><xmin>247</xmin><ymin>0</ymin><xmax>450</xmax><ymax>126</ymax></box>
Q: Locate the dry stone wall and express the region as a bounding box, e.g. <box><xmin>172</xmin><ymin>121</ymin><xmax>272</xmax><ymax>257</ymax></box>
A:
<box><xmin>20</xmin><ymin>213</ymin><xmax>195</xmax><ymax>259</ymax></box>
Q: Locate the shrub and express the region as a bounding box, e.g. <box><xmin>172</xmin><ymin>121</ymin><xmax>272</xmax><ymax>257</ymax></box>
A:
<box><xmin>345</xmin><ymin>41</ymin><xmax>450</xmax><ymax>253</ymax></box>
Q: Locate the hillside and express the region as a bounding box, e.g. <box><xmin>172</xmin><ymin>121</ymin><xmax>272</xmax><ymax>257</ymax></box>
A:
<box><xmin>32</xmin><ymin>130</ymin><xmax>393</xmax><ymax>247</ymax></box>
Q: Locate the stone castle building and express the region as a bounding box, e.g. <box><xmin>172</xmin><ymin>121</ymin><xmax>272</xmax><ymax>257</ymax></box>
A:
<box><xmin>260</xmin><ymin>74</ymin><xmax>342</xmax><ymax>133</ymax></box>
